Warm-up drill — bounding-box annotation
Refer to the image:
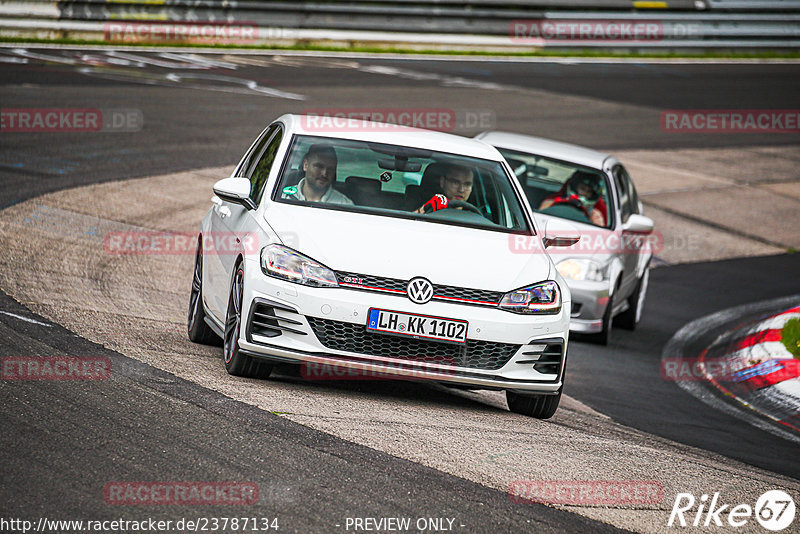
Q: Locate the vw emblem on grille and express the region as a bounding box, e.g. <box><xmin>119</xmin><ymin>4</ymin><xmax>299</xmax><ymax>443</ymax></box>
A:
<box><xmin>407</xmin><ymin>277</ymin><xmax>433</xmax><ymax>304</ymax></box>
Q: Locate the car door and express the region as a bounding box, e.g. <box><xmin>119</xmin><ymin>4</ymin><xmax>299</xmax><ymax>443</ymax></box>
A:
<box><xmin>612</xmin><ymin>164</ymin><xmax>641</xmax><ymax>300</ymax></box>
<box><xmin>206</xmin><ymin>124</ymin><xmax>282</xmax><ymax>318</ymax></box>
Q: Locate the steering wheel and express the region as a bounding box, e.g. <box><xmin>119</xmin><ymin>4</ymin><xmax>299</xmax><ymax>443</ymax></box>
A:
<box><xmin>551</xmin><ymin>196</ymin><xmax>590</xmax><ymax>217</ymax></box>
<box><xmin>446</xmin><ymin>199</ymin><xmax>482</xmax><ymax>214</ymax></box>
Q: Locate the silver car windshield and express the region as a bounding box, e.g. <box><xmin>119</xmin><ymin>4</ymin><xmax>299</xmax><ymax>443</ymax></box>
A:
<box><xmin>273</xmin><ymin>135</ymin><xmax>530</xmax><ymax>234</ymax></box>
<box><xmin>498</xmin><ymin>147</ymin><xmax>612</xmax><ymax>229</ymax></box>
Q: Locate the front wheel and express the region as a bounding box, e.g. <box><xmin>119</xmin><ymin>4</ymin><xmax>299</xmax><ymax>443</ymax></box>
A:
<box><xmin>223</xmin><ymin>264</ymin><xmax>273</xmax><ymax>379</ymax></box>
<box><xmin>615</xmin><ymin>267</ymin><xmax>649</xmax><ymax>331</ymax></box>
<box><xmin>586</xmin><ymin>287</ymin><xmax>614</xmax><ymax>346</ymax></box>
<box><xmin>506</xmin><ymin>389</ymin><xmax>561</xmax><ymax>419</ymax></box>
<box><xmin>188</xmin><ymin>240</ymin><xmax>220</xmax><ymax>345</ymax></box>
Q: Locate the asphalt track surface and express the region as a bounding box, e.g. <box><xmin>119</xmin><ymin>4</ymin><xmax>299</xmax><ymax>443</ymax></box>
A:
<box><xmin>1</xmin><ymin>48</ymin><xmax>800</xmax><ymax>531</ymax></box>
<box><xmin>571</xmin><ymin>253</ymin><xmax>800</xmax><ymax>478</ymax></box>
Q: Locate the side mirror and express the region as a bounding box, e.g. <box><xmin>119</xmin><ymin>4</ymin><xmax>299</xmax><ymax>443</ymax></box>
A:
<box><xmin>623</xmin><ymin>214</ymin><xmax>654</xmax><ymax>234</ymax></box>
<box><xmin>543</xmin><ymin>219</ymin><xmax>581</xmax><ymax>248</ymax></box>
<box><xmin>213</xmin><ymin>177</ymin><xmax>256</xmax><ymax>210</ymax></box>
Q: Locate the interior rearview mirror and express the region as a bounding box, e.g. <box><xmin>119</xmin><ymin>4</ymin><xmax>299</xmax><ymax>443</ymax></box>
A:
<box><xmin>377</xmin><ymin>157</ymin><xmax>422</xmax><ymax>173</ymax></box>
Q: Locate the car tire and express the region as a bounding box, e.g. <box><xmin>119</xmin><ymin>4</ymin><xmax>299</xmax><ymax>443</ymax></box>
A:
<box><xmin>506</xmin><ymin>389</ymin><xmax>561</xmax><ymax>419</ymax></box>
<box><xmin>587</xmin><ymin>283</ymin><xmax>616</xmax><ymax>346</ymax></box>
<box><xmin>615</xmin><ymin>267</ymin><xmax>649</xmax><ymax>331</ymax></box>
<box><xmin>188</xmin><ymin>239</ymin><xmax>220</xmax><ymax>345</ymax></box>
<box><xmin>223</xmin><ymin>262</ymin><xmax>274</xmax><ymax>379</ymax></box>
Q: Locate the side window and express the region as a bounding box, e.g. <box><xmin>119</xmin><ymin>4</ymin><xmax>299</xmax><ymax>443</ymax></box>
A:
<box><xmin>614</xmin><ymin>165</ymin><xmax>633</xmax><ymax>224</ymax></box>
<box><xmin>244</xmin><ymin>125</ymin><xmax>283</xmax><ymax>205</ymax></box>
<box><xmin>235</xmin><ymin>125</ymin><xmax>276</xmax><ymax>178</ymax></box>
<box><xmin>626</xmin><ymin>171</ymin><xmax>641</xmax><ymax>215</ymax></box>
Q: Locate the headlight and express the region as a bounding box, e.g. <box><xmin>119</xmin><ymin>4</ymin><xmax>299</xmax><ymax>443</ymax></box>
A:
<box><xmin>498</xmin><ymin>281</ymin><xmax>561</xmax><ymax>315</ymax></box>
<box><xmin>260</xmin><ymin>245</ymin><xmax>338</xmax><ymax>287</ymax></box>
<box><xmin>556</xmin><ymin>258</ymin><xmax>606</xmax><ymax>282</ymax></box>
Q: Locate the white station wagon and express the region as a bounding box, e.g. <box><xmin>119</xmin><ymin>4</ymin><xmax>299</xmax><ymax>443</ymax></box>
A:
<box><xmin>188</xmin><ymin>114</ymin><xmax>578</xmax><ymax>418</ymax></box>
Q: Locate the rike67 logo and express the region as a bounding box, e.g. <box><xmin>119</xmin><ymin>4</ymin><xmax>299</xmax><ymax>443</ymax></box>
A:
<box><xmin>668</xmin><ymin>490</ymin><xmax>795</xmax><ymax>531</ymax></box>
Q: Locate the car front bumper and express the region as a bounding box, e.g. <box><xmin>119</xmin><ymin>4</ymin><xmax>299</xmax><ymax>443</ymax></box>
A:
<box><xmin>237</xmin><ymin>258</ymin><xmax>569</xmax><ymax>393</ymax></box>
<box><xmin>565</xmin><ymin>279</ymin><xmax>611</xmax><ymax>334</ymax></box>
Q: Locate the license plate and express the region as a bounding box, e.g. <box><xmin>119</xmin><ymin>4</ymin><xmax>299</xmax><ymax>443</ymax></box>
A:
<box><xmin>366</xmin><ymin>308</ymin><xmax>468</xmax><ymax>344</ymax></box>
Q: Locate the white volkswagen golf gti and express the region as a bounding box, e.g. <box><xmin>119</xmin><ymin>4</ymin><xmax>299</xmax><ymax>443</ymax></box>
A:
<box><xmin>188</xmin><ymin>114</ymin><xmax>578</xmax><ymax>418</ymax></box>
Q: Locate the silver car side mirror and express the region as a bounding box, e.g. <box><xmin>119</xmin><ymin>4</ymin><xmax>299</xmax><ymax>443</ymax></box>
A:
<box><xmin>623</xmin><ymin>214</ymin><xmax>654</xmax><ymax>234</ymax></box>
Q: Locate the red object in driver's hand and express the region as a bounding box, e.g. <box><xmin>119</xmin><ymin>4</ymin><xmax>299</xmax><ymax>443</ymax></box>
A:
<box><xmin>553</xmin><ymin>194</ymin><xmax>581</xmax><ymax>207</ymax></box>
<box><xmin>422</xmin><ymin>194</ymin><xmax>449</xmax><ymax>213</ymax></box>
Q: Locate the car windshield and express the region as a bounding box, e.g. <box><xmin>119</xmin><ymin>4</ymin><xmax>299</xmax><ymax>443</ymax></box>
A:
<box><xmin>497</xmin><ymin>147</ymin><xmax>612</xmax><ymax>229</ymax></box>
<box><xmin>272</xmin><ymin>135</ymin><xmax>531</xmax><ymax>234</ymax></box>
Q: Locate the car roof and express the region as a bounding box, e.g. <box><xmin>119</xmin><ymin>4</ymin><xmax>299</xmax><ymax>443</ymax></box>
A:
<box><xmin>277</xmin><ymin>114</ymin><xmax>504</xmax><ymax>162</ymax></box>
<box><xmin>475</xmin><ymin>131</ymin><xmax>609</xmax><ymax>170</ymax></box>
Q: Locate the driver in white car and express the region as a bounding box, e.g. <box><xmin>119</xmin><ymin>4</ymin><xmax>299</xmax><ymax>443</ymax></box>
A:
<box><xmin>415</xmin><ymin>164</ymin><xmax>474</xmax><ymax>213</ymax></box>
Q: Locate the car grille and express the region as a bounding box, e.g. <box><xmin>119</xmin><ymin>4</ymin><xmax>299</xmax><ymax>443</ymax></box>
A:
<box><xmin>306</xmin><ymin>316</ymin><xmax>520</xmax><ymax>371</ymax></box>
<box><xmin>335</xmin><ymin>271</ymin><xmax>503</xmax><ymax>307</ymax></box>
<box><xmin>337</xmin><ymin>272</ymin><xmax>406</xmax><ymax>293</ymax></box>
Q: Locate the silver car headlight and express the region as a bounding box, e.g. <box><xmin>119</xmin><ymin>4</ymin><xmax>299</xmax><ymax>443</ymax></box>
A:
<box><xmin>498</xmin><ymin>281</ymin><xmax>561</xmax><ymax>315</ymax></box>
<box><xmin>260</xmin><ymin>245</ymin><xmax>338</xmax><ymax>287</ymax></box>
<box><xmin>556</xmin><ymin>258</ymin><xmax>607</xmax><ymax>282</ymax></box>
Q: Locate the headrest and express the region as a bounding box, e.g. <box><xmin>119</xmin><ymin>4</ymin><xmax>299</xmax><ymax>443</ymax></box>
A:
<box><xmin>420</xmin><ymin>162</ymin><xmax>450</xmax><ymax>198</ymax></box>
<box><xmin>345</xmin><ymin>176</ymin><xmax>381</xmax><ymax>192</ymax></box>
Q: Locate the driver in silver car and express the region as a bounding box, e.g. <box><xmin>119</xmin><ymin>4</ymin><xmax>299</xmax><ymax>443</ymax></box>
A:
<box><xmin>539</xmin><ymin>170</ymin><xmax>607</xmax><ymax>227</ymax></box>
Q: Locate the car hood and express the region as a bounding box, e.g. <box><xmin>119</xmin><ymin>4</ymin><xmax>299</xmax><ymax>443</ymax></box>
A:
<box><xmin>265</xmin><ymin>204</ymin><xmax>552</xmax><ymax>292</ymax></box>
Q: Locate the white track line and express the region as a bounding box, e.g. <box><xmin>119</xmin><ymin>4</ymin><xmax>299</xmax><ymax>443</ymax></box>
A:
<box><xmin>0</xmin><ymin>311</ymin><xmax>52</xmax><ymax>327</ymax></box>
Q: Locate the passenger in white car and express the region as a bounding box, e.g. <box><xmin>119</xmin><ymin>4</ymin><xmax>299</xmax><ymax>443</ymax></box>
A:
<box><xmin>283</xmin><ymin>144</ymin><xmax>353</xmax><ymax>205</ymax></box>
